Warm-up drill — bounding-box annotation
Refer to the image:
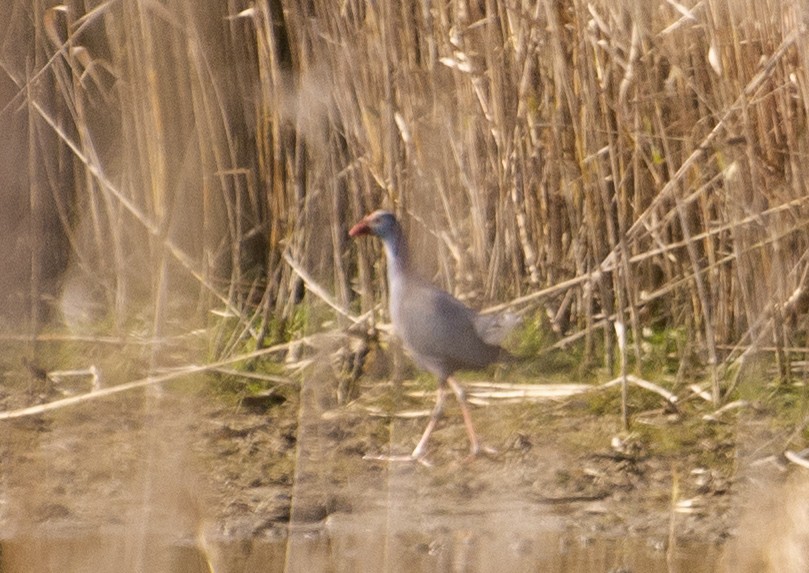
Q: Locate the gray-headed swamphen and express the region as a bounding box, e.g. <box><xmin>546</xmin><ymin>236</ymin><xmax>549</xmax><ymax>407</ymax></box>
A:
<box><xmin>350</xmin><ymin>210</ymin><xmax>515</xmax><ymax>462</ymax></box>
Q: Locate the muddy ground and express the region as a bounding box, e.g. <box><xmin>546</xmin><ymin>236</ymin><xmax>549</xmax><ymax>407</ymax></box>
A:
<box><xmin>0</xmin><ymin>349</ymin><xmax>803</xmax><ymax>570</ymax></box>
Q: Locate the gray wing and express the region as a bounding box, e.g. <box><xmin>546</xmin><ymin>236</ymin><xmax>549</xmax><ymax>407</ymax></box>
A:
<box><xmin>394</xmin><ymin>281</ymin><xmax>501</xmax><ymax>377</ymax></box>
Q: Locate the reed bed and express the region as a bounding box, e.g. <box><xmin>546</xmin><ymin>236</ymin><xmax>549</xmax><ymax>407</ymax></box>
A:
<box><xmin>2</xmin><ymin>0</ymin><xmax>809</xmax><ymax>402</ymax></box>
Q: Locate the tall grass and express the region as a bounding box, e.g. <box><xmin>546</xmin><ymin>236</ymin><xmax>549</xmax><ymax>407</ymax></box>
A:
<box><xmin>2</xmin><ymin>0</ymin><xmax>809</xmax><ymax>398</ymax></box>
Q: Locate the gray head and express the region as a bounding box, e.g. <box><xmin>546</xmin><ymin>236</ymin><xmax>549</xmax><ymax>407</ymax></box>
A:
<box><xmin>348</xmin><ymin>210</ymin><xmax>401</xmax><ymax>240</ymax></box>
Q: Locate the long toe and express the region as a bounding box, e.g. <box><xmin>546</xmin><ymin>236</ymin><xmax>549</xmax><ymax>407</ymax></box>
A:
<box><xmin>463</xmin><ymin>443</ymin><xmax>499</xmax><ymax>463</ymax></box>
<box><xmin>479</xmin><ymin>443</ymin><xmax>499</xmax><ymax>456</ymax></box>
<box><xmin>410</xmin><ymin>444</ymin><xmax>435</xmax><ymax>466</ymax></box>
<box><xmin>364</xmin><ymin>452</ymin><xmax>424</xmax><ymax>463</ymax></box>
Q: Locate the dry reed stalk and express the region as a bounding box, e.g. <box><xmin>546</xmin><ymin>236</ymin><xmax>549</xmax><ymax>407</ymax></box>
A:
<box><xmin>1</xmin><ymin>0</ymin><xmax>808</xmax><ymax>425</ymax></box>
<box><xmin>0</xmin><ymin>339</ymin><xmax>297</xmax><ymax>421</ymax></box>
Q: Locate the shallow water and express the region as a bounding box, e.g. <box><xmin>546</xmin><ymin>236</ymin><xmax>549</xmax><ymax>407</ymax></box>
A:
<box><xmin>0</xmin><ymin>512</ymin><xmax>721</xmax><ymax>573</ymax></box>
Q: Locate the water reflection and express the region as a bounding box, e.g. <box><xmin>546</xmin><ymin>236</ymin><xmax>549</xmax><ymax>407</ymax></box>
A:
<box><xmin>1</xmin><ymin>515</ymin><xmax>720</xmax><ymax>573</ymax></box>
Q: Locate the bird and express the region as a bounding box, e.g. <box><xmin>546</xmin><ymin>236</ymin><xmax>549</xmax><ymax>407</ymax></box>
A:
<box><xmin>349</xmin><ymin>210</ymin><xmax>516</xmax><ymax>462</ymax></box>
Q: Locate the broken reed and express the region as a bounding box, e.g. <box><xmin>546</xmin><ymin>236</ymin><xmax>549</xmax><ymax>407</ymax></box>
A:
<box><xmin>9</xmin><ymin>0</ymin><xmax>809</xmax><ymax>386</ymax></box>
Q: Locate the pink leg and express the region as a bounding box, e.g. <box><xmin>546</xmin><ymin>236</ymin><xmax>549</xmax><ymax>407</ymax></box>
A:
<box><xmin>447</xmin><ymin>377</ymin><xmax>481</xmax><ymax>455</ymax></box>
<box><xmin>411</xmin><ymin>382</ymin><xmax>447</xmax><ymax>460</ymax></box>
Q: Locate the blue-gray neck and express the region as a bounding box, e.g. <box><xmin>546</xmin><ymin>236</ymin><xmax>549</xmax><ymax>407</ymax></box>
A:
<box><xmin>379</xmin><ymin>226</ymin><xmax>410</xmax><ymax>313</ymax></box>
<box><xmin>380</xmin><ymin>225</ymin><xmax>408</xmax><ymax>274</ymax></box>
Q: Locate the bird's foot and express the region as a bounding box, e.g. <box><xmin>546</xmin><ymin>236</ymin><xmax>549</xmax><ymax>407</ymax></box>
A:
<box><xmin>362</xmin><ymin>452</ymin><xmax>434</xmax><ymax>467</ymax></box>
<box><xmin>479</xmin><ymin>444</ymin><xmax>499</xmax><ymax>456</ymax></box>
<box><xmin>463</xmin><ymin>443</ymin><xmax>499</xmax><ymax>463</ymax></box>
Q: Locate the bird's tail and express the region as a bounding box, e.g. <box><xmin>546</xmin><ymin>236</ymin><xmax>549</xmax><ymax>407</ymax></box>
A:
<box><xmin>474</xmin><ymin>311</ymin><xmax>522</xmax><ymax>346</ymax></box>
